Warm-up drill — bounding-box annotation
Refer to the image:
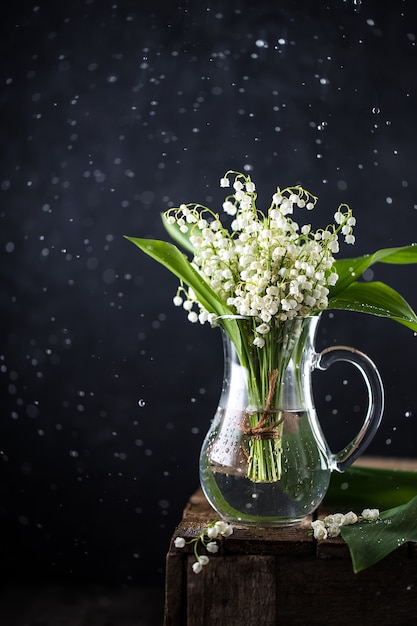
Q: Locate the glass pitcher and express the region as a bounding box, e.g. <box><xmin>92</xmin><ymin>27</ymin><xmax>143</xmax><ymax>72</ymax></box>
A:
<box><xmin>199</xmin><ymin>315</ymin><xmax>384</xmax><ymax>526</ymax></box>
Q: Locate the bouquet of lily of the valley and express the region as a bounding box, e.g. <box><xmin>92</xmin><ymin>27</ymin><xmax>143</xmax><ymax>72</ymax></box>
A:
<box><xmin>125</xmin><ymin>171</ymin><xmax>417</xmax><ymax>483</ymax></box>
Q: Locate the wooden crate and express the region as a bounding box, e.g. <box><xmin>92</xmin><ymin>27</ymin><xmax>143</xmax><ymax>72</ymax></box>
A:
<box><xmin>164</xmin><ymin>457</ymin><xmax>417</xmax><ymax>626</ymax></box>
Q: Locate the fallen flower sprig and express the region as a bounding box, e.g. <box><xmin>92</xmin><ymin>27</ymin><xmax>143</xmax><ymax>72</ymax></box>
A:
<box><xmin>174</xmin><ymin>519</ymin><xmax>233</xmax><ymax>573</ymax></box>
<box><xmin>311</xmin><ymin>508</ymin><xmax>380</xmax><ymax>540</ymax></box>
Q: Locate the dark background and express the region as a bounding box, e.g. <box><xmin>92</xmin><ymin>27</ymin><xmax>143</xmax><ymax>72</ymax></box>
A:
<box><xmin>1</xmin><ymin>0</ymin><xmax>417</xmax><ymax>602</ymax></box>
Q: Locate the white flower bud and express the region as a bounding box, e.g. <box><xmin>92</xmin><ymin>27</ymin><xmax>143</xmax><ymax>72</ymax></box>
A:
<box><xmin>220</xmin><ymin>524</ymin><xmax>233</xmax><ymax>537</ymax></box>
<box><xmin>174</xmin><ymin>537</ymin><xmax>186</xmax><ymax>548</ymax></box>
<box><xmin>206</xmin><ymin>541</ymin><xmax>219</xmax><ymax>554</ymax></box>
<box><xmin>328</xmin><ymin>240</ymin><xmax>339</xmax><ymax>253</ymax></box>
<box><xmin>327</xmin><ymin>272</ymin><xmax>338</xmax><ymax>286</ymax></box>
<box><xmin>327</xmin><ymin>523</ymin><xmax>341</xmax><ymax>538</ymax></box>
<box><xmin>311</xmin><ymin>520</ymin><xmax>325</xmax><ymax>530</ymax></box>
<box><xmin>313</xmin><ymin>526</ymin><xmax>328</xmax><ymax>540</ymax></box>
<box><xmin>187</xmin><ymin>312</ymin><xmax>198</xmax><ymax>323</ymax></box>
<box><xmin>223</xmin><ymin>200</ymin><xmax>237</xmax><ymax>215</ymax></box>
<box><xmin>332</xmin><ymin>513</ymin><xmax>346</xmax><ymax>526</ymax></box>
<box><xmin>192</xmin><ymin>561</ymin><xmax>203</xmax><ymax>574</ymax></box>
<box><xmin>343</xmin><ymin>511</ymin><xmax>358</xmax><ymax>525</ymax></box>
<box><xmin>311</xmin><ymin>520</ymin><xmax>327</xmax><ymax>540</ymax></box>
<box><xmin>198</xmin><ymin>311</ymin><xmax>209</xmax><ymax>324</ymax></box>
<box><xmin>214</xmin><ymin>521</ymin><xmax>228</xmax><ymax>533</ymax></box>
<box><xmin>361</xmin><ymin>508</ymin><xmax>379</xmax><ymax>521</ymax></box>
<box><xmin>206</xmin><ymin>526</ymin><xmax>219</xmax><ymax>539</ymax></box>
<box><xmin>256</xmin><ymin>323</ymin><xmax>270</xmax><ymax>335</ymax></box>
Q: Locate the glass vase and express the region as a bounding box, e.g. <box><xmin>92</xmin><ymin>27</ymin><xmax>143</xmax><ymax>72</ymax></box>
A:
<box><xmin>199</xmin><ymin>315</ymin><xmax>384</xmax><ymax>526</ymax></box>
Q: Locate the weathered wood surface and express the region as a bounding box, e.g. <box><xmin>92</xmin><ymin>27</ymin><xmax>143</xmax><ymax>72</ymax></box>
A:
<box><xmin>164</xmin><ymin>457</ymin><xmax>417</xmax><ymax>626</ymax></box>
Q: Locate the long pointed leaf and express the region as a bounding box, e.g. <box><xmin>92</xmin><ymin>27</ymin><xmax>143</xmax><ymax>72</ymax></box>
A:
<box><xmin>326</xmin><ymin>466</ymin><xmax>417</xmax><ymax>572</ymax></box>
<box><xmin>341</xmin><ymin>496</ymin><xmax>417</xmax><ymax>573</ymax></box>
<box><xmin>371</xmin><ymin>244</ymin><xmax>417</xmax><ymax>265</ymax></box>
<box><xmin>329</xmin><ymin>257</ymin><xmax>373</xmax><ymax>297</ymax></box>
<box><xmin>328</xmin><ymin>281</ymin><xmax>417</xmax><ymax>331</ymax></box>
<box><xmin>124</xmin><ymin>237</ymin><xmax>225</xmax><ymax>315</ymax></box>
<box><xmin>124</xmin><ymin>236</ymin><xmax>245</xmax><ymax>358</ymax></box>
<box><xmin>325</xmin><ymin>465</ymin><xmax>417</xmax><ymax>510</ymax></box>
<box><xmin>330</xmin><ymin>245</ymin><xmax>417</xmax><ymax>298</ymax></box>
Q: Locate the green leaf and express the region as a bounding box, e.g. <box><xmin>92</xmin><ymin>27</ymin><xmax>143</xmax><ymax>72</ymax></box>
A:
<box><xmin>371</xmin><ymin>244</ymin><xmax>417</xmax><ymax>265</ymax></box>
<box><xmin>325</xmin><ymin>465</ymin><xmax>417</xmax><ymax>510</ymax></box>
<box><xmin>330</xmin><ymin>245</ymin><xmax>417</xmax><ymax>298</ymax></box>
<box><xmin>326</xmin><ymin>466</ymin><xmax>417</xmax><ymax>572</ymax></box>
<box><xmin>124</xmin><ymin>237</ymin><xmax>226</xmax><ymax>315</ymax></box>
<box><xmin>329</xmin><ymin>256</ymin><xmax>372</xmax><ymax>297</ymax></box>
<box><xmin>161</xmin><ymin>213</ymin><xmax>195</xmax><ymax>254</ymax></box>
<box><xmin>124</xmin><ymin>236</ymin><xmax>245</xmax><ymax>359</ymax></box>
<box><xmin>341</xmin><ymin>496</ymin><xmax>417</xmax><ymax>573</ymax></box>
<box><xmin>328</xmin><ymin>281</ymin><xmax>417</xmax><ymax>331</ymax></box>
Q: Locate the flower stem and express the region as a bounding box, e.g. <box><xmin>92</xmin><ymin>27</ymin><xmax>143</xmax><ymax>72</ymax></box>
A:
<box><xmin>245</xmin><ymin>369</ymin><xmax>285</xmax><ymax>483</ymax></box>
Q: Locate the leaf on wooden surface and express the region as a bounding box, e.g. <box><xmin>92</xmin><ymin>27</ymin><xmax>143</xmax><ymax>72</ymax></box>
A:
<box><xmin>325</xmin><ymin>465</ymin><xmax>417</xmax><ymax>510</ymax></box>
<box><xmin>325</xmin><ymin>465</ymin><xmax>417</xmax><ymax>572</ymax></box>
<box><xmin>341</xmin><ymin>496</ymin><xmax>417</xmax><ymax>573</ymax></box>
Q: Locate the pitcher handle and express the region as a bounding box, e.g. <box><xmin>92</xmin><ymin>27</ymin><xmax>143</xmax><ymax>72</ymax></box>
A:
<box><xmin>316</xmin><ymin>345</ymin><xmax>384</xmax><ymax>472</ymax></box>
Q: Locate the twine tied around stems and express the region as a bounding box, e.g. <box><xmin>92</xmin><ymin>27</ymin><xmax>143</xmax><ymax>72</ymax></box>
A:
<box><xmin>242</xmin><ymin>370</ymin><xmax>284</xmax><ymax>441</ymax></box>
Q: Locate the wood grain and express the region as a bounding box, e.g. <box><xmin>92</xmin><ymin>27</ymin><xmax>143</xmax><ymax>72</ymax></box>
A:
<box><xmin>164</xmin><ymin>456</ymin><xmax>417</xmax><ymax>626</ymax></box>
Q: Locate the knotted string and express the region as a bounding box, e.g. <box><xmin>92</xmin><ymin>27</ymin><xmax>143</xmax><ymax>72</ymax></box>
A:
<box><xmin>242</xmin><ymin>370</ymin><xmax>284</xmax><ymax>440</ymax></box>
